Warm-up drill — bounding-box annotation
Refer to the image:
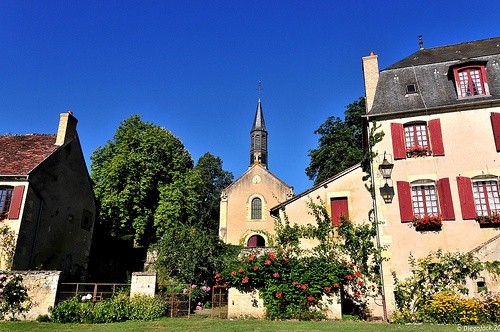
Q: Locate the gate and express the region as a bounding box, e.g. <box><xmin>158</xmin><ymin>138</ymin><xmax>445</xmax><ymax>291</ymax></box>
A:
<box><xmin>157</xmin><ymin>284</ymin><xmax>192</xmax><ymax>317</ymax></box>
<box><xmin>210</xmin><ymin>286</ymin><xmax>228</xmax><ymax>318</ymax></box>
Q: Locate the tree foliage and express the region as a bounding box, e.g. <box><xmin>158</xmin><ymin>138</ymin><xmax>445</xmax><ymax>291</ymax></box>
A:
<box><xmin>154</xmin><ymin>153</ymin><xmax>233</xmax><ymax>235</ymax></box>
<box><xmin>306</xmin><ymin>97</ymin><xmax>366</xmax><ymax>184</ymax></box>
<box><xmin>91</xmin><ymin>115</ymin><xmax>193</xmax><ymax>245</ymax></box>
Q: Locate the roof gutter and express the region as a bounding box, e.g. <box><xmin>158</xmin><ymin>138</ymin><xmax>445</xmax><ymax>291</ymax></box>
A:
<box><xmin>365</xmin><ymin>99</ymin><xmax>500</xmax><ymax>121</ymax></box>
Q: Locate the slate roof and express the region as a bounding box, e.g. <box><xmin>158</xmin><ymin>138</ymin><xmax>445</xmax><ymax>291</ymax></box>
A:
<box><xmin>0</xmin><ymin>134</ymin><xmax>59</xmax><ymax>175</ymax></box>
<box><xmin>251</xmin><ymin>99</ymin><xmax>267</xmax><ymax>132</ymax></box>
<box><xmin>368</xmin><ymin>37</ymin><xmax>500</xmax><ymax>117</ymax></box>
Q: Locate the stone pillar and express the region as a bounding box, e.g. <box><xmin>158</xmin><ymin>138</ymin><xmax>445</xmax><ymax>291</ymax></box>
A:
<box><xmin>130</xmin><ymin>271</ymin><xmax>156</xmax><ymax>298</ymax></box>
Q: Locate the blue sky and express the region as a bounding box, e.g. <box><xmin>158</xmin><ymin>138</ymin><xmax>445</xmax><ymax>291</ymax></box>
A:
<box><xmin>1</xmin><ymin>1</ymin><xmax>499</xmax><ymax>193</ymax></box>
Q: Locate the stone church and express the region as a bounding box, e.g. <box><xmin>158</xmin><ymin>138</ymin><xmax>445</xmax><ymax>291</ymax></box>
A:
<box><xmin>219</xmin><ymin>98</ymin><xmax>293</xmax><ymax>249</ymax></box>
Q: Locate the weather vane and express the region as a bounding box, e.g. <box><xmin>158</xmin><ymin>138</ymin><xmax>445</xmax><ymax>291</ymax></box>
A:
<box><xmin>257</xmin><ymin>81</ymin><xmax>263</xmax><ymax>99</ymax></box>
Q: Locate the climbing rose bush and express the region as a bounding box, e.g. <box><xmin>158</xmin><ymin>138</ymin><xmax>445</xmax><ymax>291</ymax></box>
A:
<box><xmin>0</xmin><ymin>273</ymin><xmax>31</xmax><ymax>320</ymax></box>
<box><xmin>221</xmin><ymin>250</ymin><xmax>366</xmax><ymax>320</ymax></box>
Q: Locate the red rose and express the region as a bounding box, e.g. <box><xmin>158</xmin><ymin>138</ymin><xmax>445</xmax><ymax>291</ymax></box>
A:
<box><xmin>333</xmin><ymin>283</ymin><xmax>340</xmax><ymax>288</ymax></box>
<box><xmin>253</xmin><ymin>266</ymin><xmax>259</xmax><ymax>271</ymax></box>
<box><xmin>307</xmin><ymin>295</ymin><xmax>315</xmax><ymax>302</ymax></box>
<box><xmin>264</xmin><ymin>259</ymin><xmax>271</xmax><ymax>266</ymax></box>
<box><xmin>275</xmin><ymin>292</ymin><xmax>282</xmax><ymax>299</ymax></box>
<box><xmin>355</xmin><ymin>271</ymin><xmax>362</xmax><ymax>278</ymax></box>
<box><xmin>273</xmin><ymin>272</ymin><xmax>280</xmax><ymax>278</ymax></box>
<box><xmin>324</xmin><ymin>286</ymin><xmax>331</xmax><ymax>292</ymax></box>
<box><xmin>241</xmin><ymin>276</ymin><xmax>249</xmax><ymax>284</ymax></box>
<box><xmin>300</xmin><ymin>284</ymin><xmax>308</xmax><ymax>290</ymax></box>
<box><xmin>346</xmin><ymin>274</ymin><xmax>353</xmax><ymax>281</ymax></box>
<box><xmin>231</xmin><ymin>271</ymin><xmax>237</xmax><ymax>276</ymax></box>
<box><xmin>248</xmin><ymin>256</ymin><xmax>255</xmax><ymax>261</ymax></box>
<box><xmin>239</xmin><ymin>268</ymin><xmax>245</xmax><ymax>273</ymax></box>
<box><xmin>268</xmin><ymin>252</ymin><xmax>276</xmax><ymax>260</ymax></box>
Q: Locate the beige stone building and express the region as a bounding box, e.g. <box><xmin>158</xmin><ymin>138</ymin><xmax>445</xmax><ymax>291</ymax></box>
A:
<box><xmin>363</xmin><ymin>36</ymin><xmax>500</xmax><ymax>316</ymax></box>
<box><xmin>0</xmin><ymin>112</ymin><xmax>96</xmax><ymax>278</ymax></box>
<box><xmin>219</xmin><ymin>98</ymin><xmax>293</xmax><ymax>249</ymax></box>
<box><xmin>219</xmin><ymin>98</ymin><xmax>294</xmax><ymax>317</ymax></box>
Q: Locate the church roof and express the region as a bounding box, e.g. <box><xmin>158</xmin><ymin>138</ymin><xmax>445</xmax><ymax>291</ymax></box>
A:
<box><xmin>0</xmin><ymin>134</ymin><xmax>59</xmax><ymax>175</ymax></box>
<box><xmin>251</xmin><ymin>99</ymin><xmax>267</xmax><ymax>132</ymax></box>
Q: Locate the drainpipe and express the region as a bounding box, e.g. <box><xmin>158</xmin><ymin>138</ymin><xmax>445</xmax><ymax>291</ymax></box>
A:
<box><xmin>367</xmin><ymin>118</ymin><xmax>388</xmax><ymax>322</ymax></box>
<box><xmin>29</xmin><ymin>192</ymin><xmax>43</xmax><ymax>269</ymax></box>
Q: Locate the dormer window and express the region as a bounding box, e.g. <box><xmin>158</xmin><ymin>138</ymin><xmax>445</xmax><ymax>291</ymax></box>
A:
<box><xmin>452</xmin><ymin>64</ymin><xmax>489</xmax><ymax>98</ymax></box>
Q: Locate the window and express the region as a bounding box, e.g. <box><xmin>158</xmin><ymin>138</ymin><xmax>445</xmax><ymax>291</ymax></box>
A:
<box><xmin>404</xmin><ymin>122</ymin><xmax>429</xmax><ymax>156</ymax></box>
<box><xmin>406</xmin><ymin>84</ymin><xmax>417</xmax><ymax>94</ymax></box>
<box><xmin>457</xmin><ymin>176</ymin><xmax>500</xmax><ymax>219</ymax></box>
<box><xmin>391</xmin><ymin>119</ymin><xmax>445</xmax><ymax>159</ymax></box>
<box><xmin>0</xmin><ymin>187</ymin><xmax>14</xmax><ymax>217</ymax></box>
<box><xmin>454</xmin><ymin>66</ymin><xmax>488</xmax><ymax>98</ymax></box>
<box><xmin>331</xmin><ymin>197</ymin><xmax>348</xmax><ymax>226</ymax></box>
<box><xmin>473</xmin><ymin>180</ymin><xmax>500</xmax><ymax>216</ymax></box>
<box><xmin>397</xmin><ymin>178</ymin><xmax>455</xmax><ymax>222</ymax></box>
<box><xmin>0</xmin><ymin>185</ymin><xmax>24</xmax><ymax>220</ymax></box>
<box><xmin>251</xmin><ymin>197</ymin><xmax>262</xmax><ymax>219</ymax></box>
<box><xmin>411</xmin><ymin>184</ymin><xmax>438</xmax><ymax>218</ymax></box>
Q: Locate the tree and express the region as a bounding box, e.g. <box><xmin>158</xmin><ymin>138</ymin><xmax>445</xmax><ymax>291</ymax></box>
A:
<box><xmin>91</xmin><ymin>115</ymin><xmax>193</xmax><ymax>246</ymax></box>
<box><xmin>154</xmin><ymin>153</ymin><xmax>233</xmax><ymax>236</ymax></box>
<box><xmin>153</xmin><ymin>224</ymin><xmax>239</xmax><ymax>285</ymax></box>
<box><xmin>306</xmin><ymin>97</ymin><xmax>365</xmax><ymax>184</ymax></box>
<box><xmin>152</xmin><ymin>153</ymin><xmax>234</xmax><ymax>284</ymax></box>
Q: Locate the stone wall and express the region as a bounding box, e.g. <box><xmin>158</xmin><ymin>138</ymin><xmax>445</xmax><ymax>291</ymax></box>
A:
<box><xmin>7</xmin><ymin>270</ymin><xmax>61</xmax><ymax>320</ymax></box>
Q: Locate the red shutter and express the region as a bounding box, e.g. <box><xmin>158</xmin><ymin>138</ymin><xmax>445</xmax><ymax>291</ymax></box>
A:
<box><xmin>391</xmin><ymin>123</ymin><xmax>406</xmax><ymax>160</ymax></box>
<box><xmin>490</xmin><ymin>113</ymin><xmax>500</xmax><ymax>152</ymax></box>
<box><xmin>397</xmin><ymin>181</ymin><xmax>414</xmax><ymax>222</ymax></box>
<box><xmin>331</xmin><ymin>197</ymin><xmax>349</xmax><ymax>226</ymax></box>
<box><xmin>456</xmin><ymin>176</ymin><xmax>477</xmax><ymax>219</ymax></box>
<box><xmin>437</xmin><ymin>178</ymin><xmax>455</xmax><ymax>220</ymax></box>
<box><xmin>7</xmin><ymin>186</ymin><xmax>25</xmax><ymax>220</ymax></box>
<box><xmin>428</xmin><ymin>119</ymin><xmax>445</xmax><ymax>156</ymax></box>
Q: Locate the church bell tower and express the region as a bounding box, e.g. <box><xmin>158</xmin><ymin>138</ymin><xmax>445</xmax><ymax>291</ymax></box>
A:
<box><xmin>250</xmin><ymin>97</ymin><xmax>268</xmax><ymax>169</ymax></box>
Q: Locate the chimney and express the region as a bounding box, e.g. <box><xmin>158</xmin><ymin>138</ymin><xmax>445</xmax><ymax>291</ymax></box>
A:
<box><xmin>362</xmin><ymin>51</ymin><xmax>379</xmax><ymax>113</ymax></box>
<box><xmin>55</xmin><ymin>111</ymin><xmax>78</xmax><ymax>146</ymax></box>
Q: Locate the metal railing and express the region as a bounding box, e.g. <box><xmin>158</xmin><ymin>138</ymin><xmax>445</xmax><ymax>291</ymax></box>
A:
<box><xmin>57</xmin><ymin>282</ymin><xmax>130</xmax><ymax>303</ymax></box>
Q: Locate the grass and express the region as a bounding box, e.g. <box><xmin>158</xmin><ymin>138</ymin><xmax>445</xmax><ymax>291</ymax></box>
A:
<box><xmin>0</xmin><ymin>317</ymin><xmax>465</xmax><ymax>332</ymax></box>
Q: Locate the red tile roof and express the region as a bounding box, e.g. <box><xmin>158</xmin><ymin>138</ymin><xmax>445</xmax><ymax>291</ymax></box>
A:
<box><xmin>0</xmin><ymin>134</ymin><xmax>59</xmax><ymax>175</ymax></box>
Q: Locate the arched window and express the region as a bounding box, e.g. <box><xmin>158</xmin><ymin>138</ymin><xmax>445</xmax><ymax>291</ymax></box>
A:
<box><xmin>247</xmin><ymin>234</ymin><xmax>266</xmax><ymax>247</ymax></box>
<box><xmin>251</xmin><ymin>197</ymin><xmax>262</xmax><ymax>219</ymax></box>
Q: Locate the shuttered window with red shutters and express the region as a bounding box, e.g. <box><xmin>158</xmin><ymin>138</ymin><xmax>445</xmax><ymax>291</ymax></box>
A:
<box><xmin>391</xmin><ymin>119</ymin><xmax>445</xmax><ymax>159</ymax></box>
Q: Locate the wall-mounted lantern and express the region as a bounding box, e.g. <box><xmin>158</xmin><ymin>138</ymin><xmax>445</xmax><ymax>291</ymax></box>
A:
<box><xmin>379</xmin><ymin>182</ymin><xmax>395</xmax><ymax>204</ymax></box>
<box><xmin>378</xmin><ymin>152</ymin><xmax>394</xmax><ymax>179</ymax></box>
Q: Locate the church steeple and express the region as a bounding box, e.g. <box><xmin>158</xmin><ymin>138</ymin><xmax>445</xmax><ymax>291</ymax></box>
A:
<box><xmin>250</xmin><ymin>97</ymin><xmax>268</xmax><ymax>168</ymax></box>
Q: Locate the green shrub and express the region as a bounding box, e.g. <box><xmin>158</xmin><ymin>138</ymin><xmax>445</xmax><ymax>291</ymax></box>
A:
<box><xmin>50</xmin><ymin>293</ymin><xmax>169</xmax><ymax>324</ymax></box>
<box><xmin>129</xmin><ymin>295</ymin><xmax>167</xmax><ymax>320</ymax></box>
<box><xmin>50</xmin><ymin>296</ymin><xmax>94</xmax><ymax>323</ymax></box>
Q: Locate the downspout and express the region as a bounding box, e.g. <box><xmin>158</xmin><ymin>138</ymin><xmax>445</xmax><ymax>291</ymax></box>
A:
<box><xmin>28</xmin><ymin>191</ymin><xmax>43</xmax><ymax>269</ymax></box>
<box><xmin>367</xmin><ymin>116</ymin><xmax>388</xmax><ymax>321</ymax></box>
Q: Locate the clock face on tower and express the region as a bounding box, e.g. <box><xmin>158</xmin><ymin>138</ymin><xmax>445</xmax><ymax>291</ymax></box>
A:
<box><xmin>252</xmin><ymin>175</ymin><xmax>261</xmax><ymax>184</ymax></box>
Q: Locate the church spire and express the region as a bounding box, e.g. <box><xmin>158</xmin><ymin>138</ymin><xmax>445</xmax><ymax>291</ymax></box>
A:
<box><xmin>250</xmin><ymin>83</ymin><xmax>268</xmax><ymax>168</ymax></box>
